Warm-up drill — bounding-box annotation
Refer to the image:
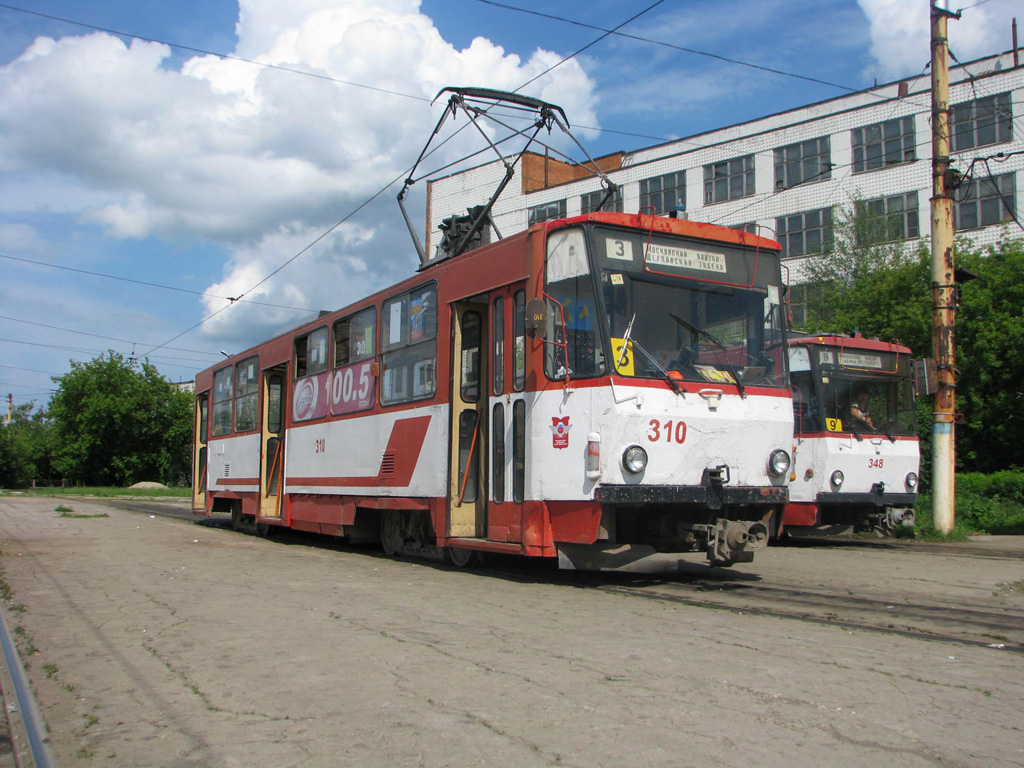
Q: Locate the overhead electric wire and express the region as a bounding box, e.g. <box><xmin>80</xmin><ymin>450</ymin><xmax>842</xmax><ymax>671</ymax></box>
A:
<box><xmin>0</xmin><ymin>3</ymin><xmax>432</xmax><ymax>105</ymax></box>
<box><xmin>0</xmin><ymin>253</ymin><xmax>318</xmax><ymax>314</ymax></box>
<box><xmin>0</xmin><ymin>315</ymin><xmax>223</xmax><ymax>361</ymax></box>
<box><xmin>479</xmin><ymin>0</ymin><xmax>865</xmax><ymax>95</ymax></box>
<box><xmin>0</xmin><ymin>336</ymin><xmax>215</xmax><ymax>370</ymax></box>
<box><xmin>513</xmin><ymin>0</ymin><xmax>666</xmax><ymax>92</ymax></box>
<box><xmin>139</xmin><ymin>2</ymin><xmax>670</xmax><ymax>359</ymax></box>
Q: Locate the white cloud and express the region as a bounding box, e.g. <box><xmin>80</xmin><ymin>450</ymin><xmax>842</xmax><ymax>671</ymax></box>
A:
<box><xmin>0</xmin><ymin>0</ymin><xmax>600</xmax><ymax>351</ymax></box>
<box><xmin>858</xmin><ymin>0</ymin><xmax>1017</xmax><ymax>81</ymax></box>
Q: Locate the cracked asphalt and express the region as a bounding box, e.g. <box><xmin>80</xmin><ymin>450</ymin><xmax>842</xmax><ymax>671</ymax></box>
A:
<box><xmin>0</xmin><ymin>496</ymin><xmax>1021</xmax><ymax>768</ymax></box>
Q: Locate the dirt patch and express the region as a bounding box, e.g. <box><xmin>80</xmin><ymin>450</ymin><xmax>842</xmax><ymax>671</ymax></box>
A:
<box><xmin>0</xmin><ymin>497</ymin><xmax>1021</xmax><ymax>767</ymax></box>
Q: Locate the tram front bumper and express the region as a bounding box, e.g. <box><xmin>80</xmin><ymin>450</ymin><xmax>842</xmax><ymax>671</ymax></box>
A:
<box><xmin>595</xmin><ymin>484</ymin><xmax>787</xmax><ymax>507</ymax></box>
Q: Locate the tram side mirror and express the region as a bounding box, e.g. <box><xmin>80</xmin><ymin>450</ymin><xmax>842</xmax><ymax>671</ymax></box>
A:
<box><xmin>525</xmin><ymin>298</ymin><xmax>548</xmax><ymax>339</ymax></box>
<box><xmin>914</xmin><ymin>357</ymin><xmax>938</xmax><ymax>396</ymax></box>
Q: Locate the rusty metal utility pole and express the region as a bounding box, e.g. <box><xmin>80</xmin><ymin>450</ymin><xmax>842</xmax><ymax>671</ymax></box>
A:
<box><xmin>930</xmin><ymin>0</ymin><xmax>959</xmax><ymax>533</ymax></box>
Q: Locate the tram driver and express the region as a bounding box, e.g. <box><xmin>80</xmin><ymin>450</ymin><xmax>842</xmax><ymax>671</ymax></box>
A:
<box><xmin>850</xmin><ymin>386</ymin><xmax>875</xmax><ymax>429</ymax></box>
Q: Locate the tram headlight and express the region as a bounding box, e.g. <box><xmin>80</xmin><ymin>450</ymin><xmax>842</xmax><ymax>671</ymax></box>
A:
<box><xmin>906</xmin><ymin>471</ymin><xmax>919</xmax><ymax>490</ymax></box>
<box><xmin>831</xmin><ymin>469</ymin><xmax>845</xmax><ymax>489</ymax></box>
<box><xmin>767</xmin><ymin>449</ymin><xmax>791</xmax><ymax>478</ymax></box>
<box><xmin>622</xmin><ymin>445</ymin><xmax>648</xmax><ymax>474</ymax></box>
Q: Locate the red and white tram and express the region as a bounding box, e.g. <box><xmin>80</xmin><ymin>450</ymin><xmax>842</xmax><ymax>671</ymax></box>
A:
<box><xmin>192</xmin><ymin>211</ymin><xmax>793</xmax><ymax>568</ymax></box>
<box><xmin>784</xmin><ymin>333</ymin><xmax>920</xmax><ymax>536</ymax></box>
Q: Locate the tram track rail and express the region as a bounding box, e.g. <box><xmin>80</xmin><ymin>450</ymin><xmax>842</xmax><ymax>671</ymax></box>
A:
<box><xmin>0</xmin><ymin>600</ymin><xmax>57</xmax><ymax>768</ymax></box>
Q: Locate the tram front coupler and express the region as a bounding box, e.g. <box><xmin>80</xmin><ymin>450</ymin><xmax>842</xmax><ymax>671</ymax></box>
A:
<box><xmin>707</xmin><ymin>518</ymin><xmax>770</xmax><ymax>567</ymax></box>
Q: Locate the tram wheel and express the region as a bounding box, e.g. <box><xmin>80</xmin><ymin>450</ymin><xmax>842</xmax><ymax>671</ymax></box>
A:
<box><xmin>231</xmin><ymin>506</ymin><xmax>243</xmax><ymax>532</ymax></box>
<box><xmin>381</xmin><ymin>510</ymin><xmax>404</xmax><ymax>556</ymax></box>
<box><xmin>255</xmin><ymin>522</ymin><xmax>272</xmax><ymax>537</ymax></box>
<box><xmin>445</xmin><ymin>546</ymin><xmax>480</xmax><ymax>568</ymax></box>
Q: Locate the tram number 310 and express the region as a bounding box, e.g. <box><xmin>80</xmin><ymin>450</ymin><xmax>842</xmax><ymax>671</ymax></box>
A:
<box><xmin>648</xmin><ymin>419</ymin><xmax>687</xmax><ymax>444</ymax></box>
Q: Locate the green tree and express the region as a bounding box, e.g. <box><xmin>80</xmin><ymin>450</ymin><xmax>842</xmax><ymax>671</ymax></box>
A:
<box><xmin>954</xmin><ymin>236</ymin><xmax>1024</xmax><ymax>472</ymax></box>
<box><xmin>798</xmin><ymin>214</ymin><xmax>1024</xmax><ymax>474</ymax></box>
<box><xmin>48</xmin><ymin>352</ymin><xmax>193</xmax><ymax>486</ymax></box>
<box><xmin>798</xmin><ymin>202</ymin><xmax>932</xmax><ymax>353</ymax></box>
<box><xmin>0</xmin><ymin>402</ymin><xmax>54</xmax><ymax>488</ymax></box>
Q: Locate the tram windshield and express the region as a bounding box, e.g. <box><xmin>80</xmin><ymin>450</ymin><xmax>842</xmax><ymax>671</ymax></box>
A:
<box><xmin>543</xmin><ymin>224</ymin><xmax>787</xmax><ymax>388</ymax></box>
<box><xmin>791</xmin><ymin>346</ymin><xmax>917</xmax><ymax>437</ymax></box>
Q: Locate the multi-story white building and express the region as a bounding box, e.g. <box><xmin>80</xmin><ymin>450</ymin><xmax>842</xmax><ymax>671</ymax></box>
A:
<box><xmin>426</xmin><ymin>50</ymin><xmax>1022</xmax><ymax>322</ymax></box>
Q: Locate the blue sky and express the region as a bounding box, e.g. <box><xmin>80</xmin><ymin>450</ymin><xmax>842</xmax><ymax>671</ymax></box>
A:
<box><xmin>0</xmin><ymin>0</ymin><xmax>1017</xmax><ymax>407</ymax></box>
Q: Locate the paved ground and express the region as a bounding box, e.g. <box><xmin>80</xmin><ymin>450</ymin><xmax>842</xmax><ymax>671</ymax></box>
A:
<box><xmin>0</xmin><ymin>495</ymin><xmax>1021</xmax><ymax>768</ymax></box>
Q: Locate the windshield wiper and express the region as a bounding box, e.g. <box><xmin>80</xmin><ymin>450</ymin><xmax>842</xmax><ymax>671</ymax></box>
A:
<box><xmin>616</xmin><ymin>315</ymin><xmax>684</xmax><ymax>395</ymax></box>
<box><xmin>617</xmin><ymin>314</ymin><xmax>636</xmax><ymax>369</ymax></box>
<box><xmin>668</xmin><ymin>313</ymin><xmax>745</xmax><ymax>398</ymax></box>
<box><xmin>632</xmin><ymin>338</ymin><xmax>685</xmax><ymax>395</ymax></box>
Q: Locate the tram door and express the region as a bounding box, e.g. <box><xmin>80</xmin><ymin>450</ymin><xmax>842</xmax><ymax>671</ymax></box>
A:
<box><xmin>259</xmin><ymin>367</ymin><xmax>286</xmax><ymax>520</ymax></box>
<box><xmin>448</xmin><ymin>302</ymin><xmax>488</xmax><ymax>538</ymax></box>
<box><xmin>192</xmin><ymin>393</ymin><xmax>209</xmax><ymax>512</ymax></box>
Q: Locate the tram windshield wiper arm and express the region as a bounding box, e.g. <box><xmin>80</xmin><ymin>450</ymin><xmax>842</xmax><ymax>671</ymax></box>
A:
<box><xmin>618</xmin><ymin>325</ymin><xmax>684</xmax><ymax>395</ymax></box>
<box><xmin>617</xmin><ymin>314</ymin><xmax>636</xmax><ymax>369</ymax></box>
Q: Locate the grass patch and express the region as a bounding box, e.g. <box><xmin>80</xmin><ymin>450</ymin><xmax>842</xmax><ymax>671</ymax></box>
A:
<box><xmin>9</xmin><ymin>486</ymin><xmax>190</xmax><ymax>500</ymax></box>
<box><xmin>914</xmin><ymin>475</ymin><xmax>1024</xmax><ymax>538</ymax></box>
<box><xmin>57</xmin><ymin>510</ymin><xmax>109</xmax><ymax>519</ymax></box>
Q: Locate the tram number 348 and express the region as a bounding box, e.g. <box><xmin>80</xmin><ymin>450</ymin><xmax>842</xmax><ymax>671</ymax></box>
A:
<box><xmin>648</xmin><ymin>419</ymin><xmax>687</xmax><ymax>444</ymax></box>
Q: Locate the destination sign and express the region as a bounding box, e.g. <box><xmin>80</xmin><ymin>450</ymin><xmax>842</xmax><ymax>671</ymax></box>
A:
<box><xmin>839</xmin><ymin>352</ymin><xmax>884</xmax><ymax>369</ymax></box>
<box><xmin>645</xmin><ymin>243</ymin><xmax>727</xmax><ymax>273</ymax></box>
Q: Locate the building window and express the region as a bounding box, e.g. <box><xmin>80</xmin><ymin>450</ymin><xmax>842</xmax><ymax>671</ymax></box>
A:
<box><xmin>955</xmin><ymin>172</ymin><xmax>1016</xmax><ymax>230</ymax></box>
<box><xmin>528</xmin><ymin>199</ymin><xmax>567</xmax><ymax>225</ymax></box>
<box><xmin>731</xmin><ymin>222</ymin><xmax>759</xmax><ymax>235</ymax></box>
<box><xmin>381</xmin><ymin>283</ymin><xmax>438</xmax><ymax>405</ymax></box>
<box><xmin>774</xmin><ymin>137</ymin><xmax>831</xmax><ymax>190</ymax></box>
<box><xmin>855</xmin><ymin>193</ymin><xmax>920</xmax><ymax>244</ymax></box>
<box><xmin>952</xmin><ymin>92</ymin><xmax>1012</xmax><ymax>151</ymax></box>
<box><xmin>639</xmin><ymin>171</ymin><xmax>686</xmax><ymax>215</ymax></box>
<box><xmin>775</xmin><ymin>208</ymin><xmax>833</xmax><ymax>258</ymax></box>
<box><xmin>852</xmin><ymin>117</ymin><xmax>916</xmax><ymax>173</ymax></box>
<box><xmin>704</xmin><ymin>155</ymin><xmax>755</xmax><ymax>204</ymax></box>
<box><xmin>581</xmin><ymin>185</ymin><xmax>623</xmax><ymax>214</ymax></box>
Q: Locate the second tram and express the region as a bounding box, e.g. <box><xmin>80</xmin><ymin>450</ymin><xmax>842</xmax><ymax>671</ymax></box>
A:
<box><xmin>784</xmin><ymin>333</ymin><xmax>920</xmax><ymax>536</ymax></box>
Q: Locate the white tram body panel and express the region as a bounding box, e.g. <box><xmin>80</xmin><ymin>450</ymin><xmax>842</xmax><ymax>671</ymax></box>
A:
<box><xmin>522</xmin><ymin>384</ymin><xmax>792</xmax><ymax>498</ymax></box>
<box><xmin>790</xmin><ymin>435</ymin><xmax>920</xmax><ymax>505</ymax></box>
<box><xmin>283</xmin><ymin>404</ymin><xmax>449</xmax><ymax>497</ymax></box>
<box><xmin>207</xmin><ymin>433</ymin><xmax>261</xmax><ymax>493</ymax></box>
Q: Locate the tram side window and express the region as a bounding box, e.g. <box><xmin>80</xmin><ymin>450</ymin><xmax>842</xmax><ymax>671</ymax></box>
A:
<box><xmin>513</xmin><ymin>399</ymin><xmax>526</xmax><ymax>503</ymax></box>
<box><xmin>197</xmin><ymin>396</ymin><xmax>209</xmax><ymax>443</ymax></box>
<box><xmin>295</xmin><ymin>327</ymin><xmax>329</xmax><ymax>379</ymax></box>
<box><xmin>211</xmin><ymin>365</ymin><xmax>233</xmax><ymax>436</ymax></box>
<box><xmin>334</xmin><ymin>307</ymin><xmax>376</xmax><ymax>367</ymax></box>
<box><xmin>233</xmin><ymin>355</ymin><xmax>259</xmax><ymax>432</ymax></box>
<box><xmin>544</xmin><ymin>228</ymin><xmax>605</xmax><ymax>380</ymax></box>
<box><xmin>513</xmin><ymin>290</ymin><xmax>526</xmax><ymax>391</ymax></box>
<box><xmin>381</xmin><ymin>284</ymin><xmax>438</xmax><ymax>405</ymax></box>
<box><xmin>493</xmin><ymin>297</ymin><xmax>504</xmax><ymax>396</ymax></box>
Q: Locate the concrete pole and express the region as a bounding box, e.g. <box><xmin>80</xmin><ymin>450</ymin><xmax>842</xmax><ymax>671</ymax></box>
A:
<box><xmin>930</xmin><ymin>0</ymin><xmax>959</xmax><ymax>533</ymax></box>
